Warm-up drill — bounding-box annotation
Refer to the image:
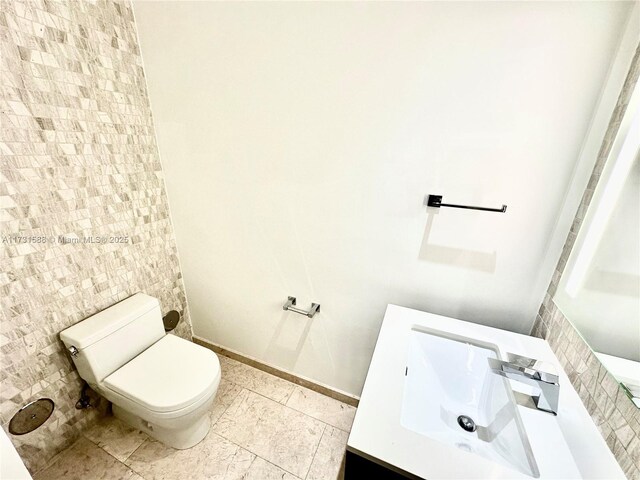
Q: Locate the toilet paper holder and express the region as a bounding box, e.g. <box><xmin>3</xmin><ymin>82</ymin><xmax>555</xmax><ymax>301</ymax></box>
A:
<box><xmin>283</xmin><ymin>297</ymin><xmax>320</xmax><ymax>318</ymax></box>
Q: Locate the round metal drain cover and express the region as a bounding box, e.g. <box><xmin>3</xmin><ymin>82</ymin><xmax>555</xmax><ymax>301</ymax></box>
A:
<box><xmin>163</xmin><ymin>310</ymin><xmax>180</xmax><ymax>331</ymax></box>
<box><xmin>457</xmin><ymin>415</ymin><xmax>477</xmax><ymax>433</ymax></box>
<box><xmin>9</xmin><ymin>398</ymin><xmax>54</xmax><ymax>435</ymax></box>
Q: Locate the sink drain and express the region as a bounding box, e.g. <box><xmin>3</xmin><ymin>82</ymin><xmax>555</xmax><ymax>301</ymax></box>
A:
<box><xmin>457</xmin><ymin>415</ymin><xmax>477</xmax><ymax>432</ymax></box>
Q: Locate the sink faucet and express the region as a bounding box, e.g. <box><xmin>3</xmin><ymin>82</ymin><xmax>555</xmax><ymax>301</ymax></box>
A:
<box><xmin>488</xmin><ymin>353</ymin><xmax>560</xmax><ymax>415</ymax></box>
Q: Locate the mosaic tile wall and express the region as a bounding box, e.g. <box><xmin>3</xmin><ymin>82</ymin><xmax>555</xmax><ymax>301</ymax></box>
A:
<box><xmin>0</xmin><ymin>0</ymin><xmax>193</xmax><ymax>473</ymax></box>
<box><xmin>531</xmin><ymin>43</ymin><xmax>640</xmax><ymax>479</ymax></box>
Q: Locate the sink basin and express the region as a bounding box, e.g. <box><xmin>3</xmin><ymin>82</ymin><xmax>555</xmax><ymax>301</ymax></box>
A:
<box><xmin>401</xmin><ymin>328</ymin><xmax>538</xmax><ymax>477</ymax></box>
<box><xmin>347</xmin><ymin>305</ymin><xmax>625</xmax><ymax>479</ymax></box>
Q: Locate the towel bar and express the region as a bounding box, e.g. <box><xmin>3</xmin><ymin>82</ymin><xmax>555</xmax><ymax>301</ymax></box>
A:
<box><xmin>426</xmin><ymin>194</ymin><xmax>507</xmax><ymax>213</ymax></box>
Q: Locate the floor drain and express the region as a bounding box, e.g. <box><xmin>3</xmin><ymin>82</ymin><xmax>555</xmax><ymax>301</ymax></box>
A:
<box><xmin>457</xmin><ymin>415</ymin><xmax>477</xmax><ymax>432</ymax></box>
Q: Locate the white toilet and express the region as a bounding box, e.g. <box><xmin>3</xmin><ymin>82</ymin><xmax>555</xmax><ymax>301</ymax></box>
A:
<box><xmin>60</xmin><ymin>293</ymin><xmax>220</xmax><ymax>449</ymax></box>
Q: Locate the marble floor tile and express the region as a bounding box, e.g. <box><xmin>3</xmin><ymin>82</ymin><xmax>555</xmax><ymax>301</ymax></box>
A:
<box><xmin>306</xmin><ymin>426</ymin><xmax>348</xmax><ymax>480</ymax></box>
<box><xmin>213</xmin><ymin>389</ymin><xmax>325</xmax><ymax>478</ymax></box>
<box><xmin>34</xmin><ymin>437</ymin><xmax>142</xmax><ymax>480</ymax></box>
<box><xmin>243</xmin><ymin>457</ymin><xmax>300</xmax><ymax>480</ymax></box>
<box><xmin>125</xmin><ymin>431</ymin><xmax>255</xmax><ymax>480</ymax></box>
<box><xmin>219</xmin><ymin>355</ymin><xmax>295</xmax><ymax>404</ymax></box>
<box><xmin>31</xmin><ymin>359</ymin><xmax>351</xmax><ymax>480</ymax></box>
<box><xmin>83</xmin><ymin>415</ymin><xmax>148</xmax><ymax>462</ymax></box>
<box><xmin>211</xmin><ymin>378</ymin><xmax>244</xmax><ymax>424</ymax></box>
<box><xmin>286</xmin><ymin>386</ymin><xmax>356</xmax><ymax>432</ymax></box>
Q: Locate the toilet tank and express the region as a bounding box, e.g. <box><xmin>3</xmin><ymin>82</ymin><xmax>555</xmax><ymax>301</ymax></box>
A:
<box><xmin>60</xmin><ymin>293</ymin><xmax>165</xmax><ymax>387</ymax></box>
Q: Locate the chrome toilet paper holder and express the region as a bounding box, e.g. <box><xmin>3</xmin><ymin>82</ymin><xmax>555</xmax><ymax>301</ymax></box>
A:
<box><xmin>283</xmin><ymin>296</ymin><xmax>320</xmax><ymax>318</ymax></box>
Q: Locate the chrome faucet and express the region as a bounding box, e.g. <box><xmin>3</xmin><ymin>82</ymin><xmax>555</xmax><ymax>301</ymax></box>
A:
<box><xmin>488</xmin><ymin>353</ymin><xmax>560</xmax><ymax>415</ymax></box>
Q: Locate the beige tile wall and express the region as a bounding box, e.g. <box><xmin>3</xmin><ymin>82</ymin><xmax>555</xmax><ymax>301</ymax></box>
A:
<box><xmin>1</xmin><ymin>0</ymin><xmax>192</xmax><ymax>473</ymax></box>
<box><xmin>531</xmin><ymin>44</ymin><xmax>640</xmax><ymax>479</ymax></box>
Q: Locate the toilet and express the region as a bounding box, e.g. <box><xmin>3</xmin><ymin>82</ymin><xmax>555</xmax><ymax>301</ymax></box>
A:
<box><xmin>60</xmin><ymin>293</ymin><xmax>220</xmax><ymax>449</ymax></box>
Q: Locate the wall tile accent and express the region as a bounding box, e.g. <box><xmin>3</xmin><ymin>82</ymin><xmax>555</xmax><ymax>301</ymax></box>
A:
<box><xmin>1</xmin><ymin>0</ymin><xmax>192</xmax><ymax>474</ymax></box>
<box><xmin>531</xmin><ymin>43</ymin><xmax>640</xmax><ymax>480</ymax></box>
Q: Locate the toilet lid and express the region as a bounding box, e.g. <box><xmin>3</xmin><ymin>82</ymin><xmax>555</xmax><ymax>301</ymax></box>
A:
<box><xmin>103</xmin><ymin>335</ymin><xmax>220</xmax><ymax>413</ymax></box>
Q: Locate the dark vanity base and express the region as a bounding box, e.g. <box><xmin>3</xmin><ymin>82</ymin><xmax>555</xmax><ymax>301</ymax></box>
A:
<box><xmin>344</xmin><ymin>449</ymin><xmax>421</xmax><ymax>480</ymax></box>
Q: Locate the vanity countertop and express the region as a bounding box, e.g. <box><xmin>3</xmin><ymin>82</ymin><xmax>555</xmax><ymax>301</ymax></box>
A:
<box><xmin>347</xmin><ymin>304</ymin><xmax>625</xmax><ymax>479</ymax></box>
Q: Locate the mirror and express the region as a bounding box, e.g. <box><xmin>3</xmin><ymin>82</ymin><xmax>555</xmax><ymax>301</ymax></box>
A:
<box><xmin>555</xmin><ymin>82</ymin><xmax>640</xmax><ymax>408</ymax></box>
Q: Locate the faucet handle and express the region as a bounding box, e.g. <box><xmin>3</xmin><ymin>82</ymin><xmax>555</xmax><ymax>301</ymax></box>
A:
<box><xmin>506</xmin><ymin>352</ymin><xmax>559</xmax><ymax>384</ymax></box>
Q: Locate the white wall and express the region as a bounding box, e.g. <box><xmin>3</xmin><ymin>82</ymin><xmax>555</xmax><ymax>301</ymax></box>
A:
<box><xmin>134</xmin><ymin>1</ymin><xmax>632</xmax><ymax>395</ymax></box>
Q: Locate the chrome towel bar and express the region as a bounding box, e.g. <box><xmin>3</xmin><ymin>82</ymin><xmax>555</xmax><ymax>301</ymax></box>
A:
<box><xmin>426</xmin><ymin>194</ymin><xmax>507</xmax><ymax>213</ymax></box>
<box><xmin>283</xmin><ymin>296</ymin><xmax>320</xmax><ymax>318</ymax></box>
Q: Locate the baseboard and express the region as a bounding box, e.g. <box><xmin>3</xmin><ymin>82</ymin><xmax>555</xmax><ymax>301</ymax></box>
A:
<box><xmin>192</xmin><ymin>335</ymin><xmax>359</xmax><ymax>407</ymax></box>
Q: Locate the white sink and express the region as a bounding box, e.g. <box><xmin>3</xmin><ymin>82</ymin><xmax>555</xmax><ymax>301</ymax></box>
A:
<box><xmin>401</xmin><ymin>328</ymin><xmax>538</xmax><ymax>477</ymax></box>
<box><xmin>348</xmin><ymin>305</ymin><xmax>625</xmax><ymax>479</ymax></box>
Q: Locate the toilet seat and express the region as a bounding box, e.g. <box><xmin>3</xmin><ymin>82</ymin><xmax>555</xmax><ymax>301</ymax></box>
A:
<box><xmin>103</xmin><ymin>335</ymin><xmax>220</xmax><ymax>414</ymax></box>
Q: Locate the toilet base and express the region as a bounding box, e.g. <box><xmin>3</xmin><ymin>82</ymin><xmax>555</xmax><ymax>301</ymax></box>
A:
<box><xmin>113</xmin><ymin>404</ymin><xmax>210</xmax><ymax>450</ymax></box>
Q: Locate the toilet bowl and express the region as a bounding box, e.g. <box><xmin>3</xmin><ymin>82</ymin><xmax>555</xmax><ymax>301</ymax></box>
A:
<box><xmin>60</xmin><ymin>293</ymin><xmax>220</xmax><ymax>449</ymax></box>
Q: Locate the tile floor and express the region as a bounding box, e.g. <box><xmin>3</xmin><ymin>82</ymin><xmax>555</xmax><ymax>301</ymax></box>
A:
<box><xmin>34</xmin><ymin>355</ymin><xmax>356</xmax><ymax>480</ymax></box>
